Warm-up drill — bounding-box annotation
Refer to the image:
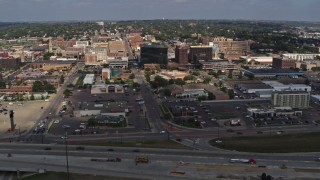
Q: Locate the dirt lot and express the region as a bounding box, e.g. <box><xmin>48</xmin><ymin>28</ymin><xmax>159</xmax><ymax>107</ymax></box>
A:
<box><xmin>0</xmin><ymin>100</ymin><xmax>49</xmax><ymax>134</ymax></box>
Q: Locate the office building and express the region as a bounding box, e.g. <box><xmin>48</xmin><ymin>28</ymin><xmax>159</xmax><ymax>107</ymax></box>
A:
<box><xmin>175</xmin><ymin>46</ymin><xmax>188</xmax><ymax>65</ymax></box>
<box><xmin>140</xmin><ymin>45</ymin><xmax>168</xmax><ymax>66</ymax></box>
<box><xmin>189</xmin><ymin>46</ymin><xmax>212</xmax><ymax>64</ymax></box>
<box><xmin>272</xmin><ymin>91</ymin><xmax>310</xmax><ymax>109</ymax></box>
<box><xmin>273</xmin><ymin>58</ymin><xmax>297</xmax><ymax>69</ymax></box>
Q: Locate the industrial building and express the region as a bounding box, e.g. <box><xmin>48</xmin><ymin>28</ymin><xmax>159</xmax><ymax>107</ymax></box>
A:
<box><xmin>242</xmin><ymin>68</ymin><xmax>304</xmax><ymax>78</ymax></box>
<box><xmin>272</xmin><ymin>91</ymin><xmax>310</xmax><ymax>109</ymax></box>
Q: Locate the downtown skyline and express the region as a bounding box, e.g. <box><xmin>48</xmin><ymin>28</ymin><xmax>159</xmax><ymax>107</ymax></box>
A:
<box><xmin>0</xmin><ymin>0</ymin><xmax>319</xmax><ymax>22</ymax></box>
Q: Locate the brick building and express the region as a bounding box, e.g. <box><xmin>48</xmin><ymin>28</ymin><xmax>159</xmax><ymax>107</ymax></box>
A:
<box><xmin>175</xmin><ymin>46</ymin><xmax>188</xmax><ymax>65</ymax></box>
<box><xmin>273</xmin><ymin>58</ymin><xmax>297</xmax><ymax>69</ymax></box>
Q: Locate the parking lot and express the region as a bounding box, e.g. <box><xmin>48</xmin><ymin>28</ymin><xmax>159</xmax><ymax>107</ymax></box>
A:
<box><xmin>48</xmin><ymin>86</ymin><xmax>149</xmax><ymax>136</ymax></box>
<box><xmin>0</xmin><ymin>100</ymin><xmax>49</xmax><ymax>134</ymax></box>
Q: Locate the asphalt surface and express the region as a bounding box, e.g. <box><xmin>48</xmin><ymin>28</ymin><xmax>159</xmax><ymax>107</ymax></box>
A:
<box><xmin>0</xmin><ymin>144</ymin><xmax>320</xmax><ymax>179</ymax></box>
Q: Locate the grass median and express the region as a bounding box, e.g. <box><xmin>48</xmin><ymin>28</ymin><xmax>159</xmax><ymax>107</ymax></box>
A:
<box><xmin>21</xmin><ymin>172</ymin><xmax>147</xmax><ymax>180</ymax></box>
<box><xmin>80</xmin><ymin>140</ymin><xmax>189</xmax><ymax>149</ymax></box>
<box><xmin>210</xmin><ymin>132</ymin><xmax>320</xmax><ymax>153</ymax></box>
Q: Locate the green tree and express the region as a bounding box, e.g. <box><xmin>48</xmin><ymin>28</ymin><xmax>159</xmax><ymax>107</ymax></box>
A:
<box><xmin>0</xmin><ymin>81</ymin><xmax>6</xmax><ymax>89</ymax></box>
<box><xmin>198</xmin><ymin>96</ymin><xmax>207</xmax><ymax>101</ymax></box>
<box><xmin>63</xmin><ymin>89</ymin><xmax>71</xmax><ymax>98</ymax></box>
<box><xmin>228</xmin><ymin>89</ymin><xmax>235</xmax><ymax>99</ymax></box>
<box><xmin>32</xmin><ymin>81</ymin><xmax>43</xmax><ymax>92</ymax></box>
<box><xmin>105</xmin><ymin>78</ymin><xmax>110</xmax><ymax>84</ymax></box>
<box><xmin>129</xmin><ymin>73</ymin><xmax>135</xmax><ymax>79</ymax></box>
<box><xmin>154</xmin><ymin>75</ymin><xmax>169</xmax><ymax>87</ymax></box>
<box><xmin>60</xmin><ymin>75</ymin><xmax>65</xmax><ymax>84</ymax></box>
<box><xmin>203</xmin><ymin>76</ymin><xmax>211</xmax><ymax>84</ymax></box>
<box><xmin>208</xmin><ymin>92</ymin><xmax>216</xmax><ymax>100</ymax></box>
<box><xmin>183</xmin><ymin>75</ymin><xmax>196</xmax><ymax>81</ymax></box>
<box><xmin>168</xmin><ymin>79</ymin><xmax>174</xmax><ymax>85</ymax></box>
<box><xmin>163</xmin><ymin>89</ymin><xmax>171</xmax><ymax>96</ymax></box>
<box><xmin>174</xmin><ymin>78</ymin><xmax>185</xmax><ymax>86</ymax></box>
<box><xmin>228</xmin><ymin>70</ymin><xmax>233</xmax><ymax>79</ymax></box>
<box><xmin>30</xmin><ymin>94</ymin><xmax>35</xmax><ymax>100</ymax></box>
<box><xmin>87</xmin><ymin>118</ymin><xmax>99</xmax><ymax>127</ymax></box>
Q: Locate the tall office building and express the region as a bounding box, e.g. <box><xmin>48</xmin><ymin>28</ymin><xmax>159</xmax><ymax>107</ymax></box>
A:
<box><xmin>175</xmin><ymin>46</ymin><xmax>188</xmax><ymax>65</ymax></box>
<box><xmin>189</xmin><ymin>46</ymin><xmax>212</xmax><ymax>64</ymax></box>
<box><xmin>140</xmin><ymin>45</ymin><xmax>168</xmax><ymax>66</ymax></box>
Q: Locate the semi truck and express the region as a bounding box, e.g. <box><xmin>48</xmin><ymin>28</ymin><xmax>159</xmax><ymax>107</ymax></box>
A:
<box><xmin>229</xmin><ymin>158</ymin><xmax>256</xmax><ymax>164</ymax></box>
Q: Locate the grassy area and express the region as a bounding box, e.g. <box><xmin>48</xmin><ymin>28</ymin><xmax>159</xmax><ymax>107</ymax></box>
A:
<box><xmin>21</xmin><ymin>172</ymin><xmax>146</xmax><ymax>180</ymax></box>
<box><xmin>81</xmin><ymin>140</ymin><xmax>189</xmax><ymax>149</ymax></box>
<box><xmin>210</xmin><ymin>132</ymin><xmax>320</xmax><ymax>153</ymax></box>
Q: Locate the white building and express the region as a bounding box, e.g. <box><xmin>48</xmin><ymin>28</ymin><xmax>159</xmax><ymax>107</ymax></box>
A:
<box><xmin>263</xmin><ymin>81</ymin><xmax>311</xmax><ymax>92</ymax></box>
<box><xmin>75</xmin><ymin>41</ymin><xmax>89</xmax><ymax>47</ymax></box>
<box><xmin>83</xmin><ymin>74</ymin><xmax>95</xmax><ymax>85</ymax></box>
<box><xmin>244</xmin><ymin>56</ymin><xmax>273</xmax><ymax>64</ymax></box>
<box><xmin>283</xmin><ymin>53</ymin><xmax>320</xmax><ymax>61</ymax></box>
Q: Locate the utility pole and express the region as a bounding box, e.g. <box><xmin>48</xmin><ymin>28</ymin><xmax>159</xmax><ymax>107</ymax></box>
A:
<box><xmin>62</xmin><ymin>125</ymin><xmax>70</xmax><ymax>180</ymax></box>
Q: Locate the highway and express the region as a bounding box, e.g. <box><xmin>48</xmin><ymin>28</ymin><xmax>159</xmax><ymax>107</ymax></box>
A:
<box><xmin>0</xmin><ymin>144</ymin><xmax>320</xmax><ymax>179</ymax></box>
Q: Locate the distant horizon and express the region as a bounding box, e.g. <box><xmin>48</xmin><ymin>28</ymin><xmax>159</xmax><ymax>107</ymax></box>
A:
<box><xmin>1</xmin><ymin>18</ymin><xmax>320</xmax><ymax>24</ymax></box>
<box><xmin>0</xmin><ymin>0</ymin><xmax>319</xmax><ymax>22</ymax></box>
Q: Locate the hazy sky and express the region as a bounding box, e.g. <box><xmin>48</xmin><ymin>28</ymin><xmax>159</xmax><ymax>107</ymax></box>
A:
<box><xmin>0</xmin><ymin>0</ymin><xmax>319</xmax><ymax>22</ymax></box>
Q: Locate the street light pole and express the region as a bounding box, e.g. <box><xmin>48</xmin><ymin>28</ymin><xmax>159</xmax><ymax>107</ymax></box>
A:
<box><xmin>62</xmin><ymin>125</ymin><xmax>70</xmax><ymax>180</ymax></box>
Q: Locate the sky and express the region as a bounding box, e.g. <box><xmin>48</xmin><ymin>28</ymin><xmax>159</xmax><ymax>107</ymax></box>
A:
<box><xmin>0</xmin><ymin>0</ymin><xmax>319</xmax><ymax>22</ymax></box>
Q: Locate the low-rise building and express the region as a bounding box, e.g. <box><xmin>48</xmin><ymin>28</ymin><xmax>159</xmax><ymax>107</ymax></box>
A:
<box><xmin>91</xmin><ymin>84</ymin><xmax>124</xmax><ymax>94</ymax></box>
<box><xmin>83</xmin><ymin>74</ymin><xmax>95</xmax><ymax>85</ymax></box>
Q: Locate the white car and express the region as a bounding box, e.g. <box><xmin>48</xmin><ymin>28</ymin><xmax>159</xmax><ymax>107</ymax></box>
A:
<box><xmin>160</xmin><ymin>131</ymin><xmax>166</xmax><ymax>134</ymax></box>
<box><xmin>54</xmin><ymin>120</ymin><xmax>60</xmax><ymax>124</ymax></box>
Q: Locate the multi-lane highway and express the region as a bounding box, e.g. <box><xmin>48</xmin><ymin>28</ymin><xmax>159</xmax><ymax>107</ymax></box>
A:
<box><xmin>0</xmin><ymin>144</ymin><xmax>320</xmax><ymax>179</ymax></box>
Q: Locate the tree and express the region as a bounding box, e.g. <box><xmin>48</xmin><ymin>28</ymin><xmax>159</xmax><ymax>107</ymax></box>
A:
<box><xmin>198</xmin><ymin>96</ymin><xmax>207</xmax><ymax>101</ymax></box>
<box><xmin>30</xmin><ymin>94</ymin><xmax>35</xmax><ymax>100</ymax></box>
<box><xmin>203</xmin><ymin>76</ymin><xmax>211</xmax><ymax>84</ymax></box>
<box><xmin>163</xmin><ymin>89</ymin><xmax>171</xmax><ymax>96</ymax></box>
<box><xmin>218</xmin><ymin>81</ymin><xmax>223</xmax><ymax>87</ymax></box>
<box><xmin>228</xmin><ymin>89</ymin><xmax>235</xmax><ymax>99</ymax></box>
<box><xmin>0</xmin><ymin>81</ymin><xmax>6</xmax><ymax>89</ymax></box>
<box><xmin>208</xmin><ymin>92</ymin><xmax>216</xmax><ymax>100</ymax></box>
<box><xmin>154</xmin><ymin>75</ymin><xmax>169</xmax><ymax>87</ymax></box>
<box><xmin>129</xmin><ymin>73</ymin><xmax>135</xmax><ymax>79</ymax></box>
<box><xmin>104</xmin><ymin>78</ymin><xmax>110</xmax><ymax>84</ymax></box>
<box><xmin>238</xmin><ymin>71</ymin><xmax>243</xmax><ymax>79</ymax></box>
<box><xmin>60</xmin><ymin>75</ymin><xmax>65</xmax><ymax>84</ymax></box>
<box><xmin>32</xmin><ymin>81</ymin><xmax>43</xmax><ymax>92</ymax></box>
<box><xmin>87</xmin><ymin>118</ymin><xmax>99</xmax><ymax>127</ymax></box>
<box><xmin>228</xmin><ymin>70</ymin><xmax>233</xmax><ymax>79</ymax></box>
<box><xmin>63</xmin><ymin>89</ymin><xmax>71</xmax><ymax>98</ymax></box>
<box><xmin>183</xmin><ymin>75</ymin><xmax>196</xmax><ymax>81</ymax></box>
<box><xmin>174</xmin><ymin>78</ymin><xmax>185</xmax><ymax>86</ymax></box>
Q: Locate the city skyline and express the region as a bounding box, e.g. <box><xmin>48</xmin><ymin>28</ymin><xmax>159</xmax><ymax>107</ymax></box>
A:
<box><xmin>0</xmin><ymin>0</ymin><xmax>319</xmax><ymax>22</ymax></box>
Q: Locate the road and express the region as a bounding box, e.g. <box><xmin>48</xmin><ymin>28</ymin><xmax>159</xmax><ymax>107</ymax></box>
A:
<box><xmin>0</xmin><ymin>144</ymin><xmax>320</xmax><ymax>179</ymax></box>
<box><xmin>24</xmin><ymin>63</ymin><xmax>84</xmax><ymax>140</ymax></box>
<box><xmin>133</xmin><ymin>69</ymin><xmax>165</xmax><ymax>132</ymax></box>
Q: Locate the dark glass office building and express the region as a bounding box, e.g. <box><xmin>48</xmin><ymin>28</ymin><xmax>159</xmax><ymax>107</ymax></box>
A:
<box><xmin>140</xmin><ymin>45</ymin><xmax>168</xmax><ymax>66</ymax></box>
<box><xmin>188</xmin><ymin>46</ymin><xmax>212</xmax><ymax>64</ymax></box>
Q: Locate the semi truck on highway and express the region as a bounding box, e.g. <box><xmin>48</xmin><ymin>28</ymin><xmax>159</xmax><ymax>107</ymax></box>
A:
<box><xmin>229</xmin><ymin>158</ymin><xmax>256</xmax><ymax>164</ymax></box>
